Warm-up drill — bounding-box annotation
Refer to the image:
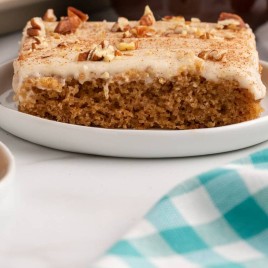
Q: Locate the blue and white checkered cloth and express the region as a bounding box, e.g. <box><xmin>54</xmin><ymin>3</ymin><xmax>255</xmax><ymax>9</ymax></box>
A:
<box><xmin>92</xmin><ymin>149</ymin><xmax>268</xmax><ymax>267</ymax></box>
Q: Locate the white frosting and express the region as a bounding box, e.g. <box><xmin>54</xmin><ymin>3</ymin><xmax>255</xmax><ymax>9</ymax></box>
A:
<box><xmin>13</xmin><ymin>20</ymin><xmax>266</xmax><ymax>101</ymax></box>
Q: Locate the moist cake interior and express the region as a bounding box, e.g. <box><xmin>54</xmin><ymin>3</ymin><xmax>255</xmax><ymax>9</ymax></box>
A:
<box><xmin>18</xmin><ymin>74</ymin><xmax>262</xmax><ymax>129</ymax></box>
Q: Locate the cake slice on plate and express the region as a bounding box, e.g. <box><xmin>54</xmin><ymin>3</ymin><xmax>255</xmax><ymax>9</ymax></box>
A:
<box><xmin>13</xmin><ymin>7</ymin><xmax>266</xmax><ymax>129</ymax></box>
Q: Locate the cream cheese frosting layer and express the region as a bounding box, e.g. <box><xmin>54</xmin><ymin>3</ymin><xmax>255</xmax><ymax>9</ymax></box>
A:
<box><xmin>13</xmin><ymin>20</ymin><xmax>266</xmax><ymax>100</ymax></box>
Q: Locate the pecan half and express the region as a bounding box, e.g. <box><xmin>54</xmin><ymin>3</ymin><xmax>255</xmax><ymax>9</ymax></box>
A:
<box><xmin>55</xmin><ymin>7</ymin><xmax>89</xmax><ymax>34</ymax></box>
<box><xmin>67</xmin><ymin>6</ymin><xmax>89</xmax><ymax>22</ymax></box>
<box><xmin>139</xmin><ymin>5</ymin><xmax>155</xmax><ymax>26</ymax></box>
<box><xmin>218</xmin><ymin>12</ymin><xmax>246</xmax><ymax>28</ymax></box>
<box><xmin>54</xmin><ymin>18</ymin><xmax>73</xmax><ymax>34</ymax></box>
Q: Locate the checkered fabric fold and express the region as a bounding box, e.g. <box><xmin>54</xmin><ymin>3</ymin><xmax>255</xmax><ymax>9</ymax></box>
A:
<box><xmin>92</xmin><ymin>149</ymin><xmax>268</xmax><ymax>268</ymax></box>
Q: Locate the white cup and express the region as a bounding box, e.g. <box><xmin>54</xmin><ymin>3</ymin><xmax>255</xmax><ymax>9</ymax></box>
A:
<box><xmin>0</xmin><ymin>142</ymin><xmax>15</xmax><ymax>202</ymax></box>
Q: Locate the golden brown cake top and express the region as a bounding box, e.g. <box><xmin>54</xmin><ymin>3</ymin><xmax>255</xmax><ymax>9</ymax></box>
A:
<box><xmin>13</xmin><ymin>7</ymin><xmax>266</xmax><ymax>100</ymax></box>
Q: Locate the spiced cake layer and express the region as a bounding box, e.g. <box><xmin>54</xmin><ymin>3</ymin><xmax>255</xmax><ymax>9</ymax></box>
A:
<box><xmin>13</xmin><ymin>7</ymin><xmax>266</xmax><ymax>129</ymax></box>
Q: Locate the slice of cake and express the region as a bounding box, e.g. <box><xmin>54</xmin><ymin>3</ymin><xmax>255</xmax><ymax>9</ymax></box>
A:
<box><xmin>13</xmin><ymin>7</ymin><xmax>266</xmax><ymax>129</ymax></box>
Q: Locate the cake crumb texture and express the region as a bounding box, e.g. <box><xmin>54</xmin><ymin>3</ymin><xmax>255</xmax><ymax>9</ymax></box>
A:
<box><xmin>18</xmin><ymin>74</ymin><xmax>262</xmax><ymax>129</ymax></box>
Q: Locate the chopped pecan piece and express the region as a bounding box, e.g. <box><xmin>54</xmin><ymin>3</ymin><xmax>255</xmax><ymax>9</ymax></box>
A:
<box><xmin>117</xmin><ymin>41</ymin><xmax>138</xmax><ymax>51</ymax></box>
<box><xmin>259</xmin><ymin>64</ymin><xmax>263</xmax><ymax>74</ymax></box>
<box><xmin>31</xmin><ymin>36</ymin><xmax>48</xmax><ymax>50</ymax></box>
<box><xmin>191</xmin><ymin>17</ymin><xmax>201</xmax><ymax>23</ymax></box>
<box><xmin>78</xmin><ymin>41</ymin><xmax>116</xmax><ymax>62</ymax></box>
<box><xmin>139</xmin><ymin>5</ymin><xmax>155</xmax><ymax>26</ymax></box>
<box><xmin>131</xmin><ymin>26</ymin><xmax>156</xmax><ymax>38</ymax></box>
<box><xmin>115</xmin><ymin>50</ymin><xmax>123</xmax><ymax>56</ymax></box>
<box><xmin>198</xmin><ymin>50</ymin><xmax>226</xmax><ymax>61</ymax></box>
<box><xmin>43</xmin><ymin>9</ymin><xmax>57</xmax><ymax>22</ymax></box>
<box><xmin>57</xmin><ymin>42</ymin><xmax>68</xmax><ymax>48</ymax></box>
<box><xmin>218</xmin><ymin>12</ymin><xmax>246</xmax><ymax>28</ymax></box>
<box><xmin>199</xmin><ymin>32</ymin><xmax>210</xmax><ymax>40</ymax></box>
<box><xmin>69</xmin><ymin>14</ymin><xmax>82</xmax><ymax>30</ymax></box>
<box><xmin>30</xmin><ymin>18</ymin><xmax>42</xmax><ymax>29</ymax></box>
<box><xmin>78</xmin><ymin>51</ymin><xmax>90</xmax><ymax>61</ymax></box>
<box><xmin>123</xmin><ymin>30</ymin><xmax>132</xmax><ymax>38</ymax></box>
<box><xmin>27</xmin><ymin>28</ymin><xmax>41</xmax><ymax>37</ymax></box>
<box><xmin>111</xmin><ymin>17</ymin><xmax>131</xmax><ymax>32</ymax></box>
<box><xmin>27</xmin><ymin>17</ymin><xmax>46</xmax><ymax>37</ymax></box>
<box><xmin>55</xmin><ymin>18</ymin><xmax>73</xmax><ymax>34</ymax></box>
<box><xmin>55</xmin><ymin>6</ymin><xmax>89</xmax><ymax>35</ymax></box>
<box><xmin>162</xmin><ymin>16</ymin><xmax>185</xmax><ymax>24</ymax></box>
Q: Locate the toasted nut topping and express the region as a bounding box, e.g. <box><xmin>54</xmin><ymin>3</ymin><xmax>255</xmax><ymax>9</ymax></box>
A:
<box><xmin>162</xmin><ymin>16</ymin><xmax>185</xmax><ymax>22</ymax></box>
<box><xmin>139</xmin><ymin>5</ymin><xmax>155</xmax><ymax>26</ymax></box>
<box><xmin>115</xmin><ymin>50</ymin><xmax>123</xmax><ymax>56</ymax></box>
<box><xmin>78</xmin><ymin>51</ymin><xmax>89</xmax><ymax>61</ymax></box>
<box><xmin>198</xmin><ymin>50</ymin><xmax>226</xmax><ymax>61</ymax></box>
<box><xmin>18</xmin><ymin>54</ymin><xmax>26</xmax><ymax>61</ymax></box>
<box><xmin>55</xmin><ymin>18</ymin><xmax>73</xmax><ymax>34</ymax></box>
<box><xmin>55</xmin><ymin>15</ymin><xmax>81</xmax><ymax>34</ymax></box>
<box><xmin>117</xmin><ymin>41</ymin><xmax>138</xmax><ymax>51</ymax></box>
<box><xmin>191</xmin><ymin>17</ymin><xmax>201</xmax><ymax>23</ymax></box>
<box><xmin>111</xmin><ymin>17</ymin><xmax>131</xmax><ymax>32</ymax></box>
<box><xmin>57</xmin><ymin>42</ymin><xmax>68</xmax><ymax>48</ymax></box>
<box><xmin>224</xmin><ymin>32</ymin><xmax>236</xmax><ymax>40</ymax></box>
<box><xmin>123</xmin><ymin>30</ymin><xmax>132</xmax><ymax>38</ymax></box>
<box><xmin>131</xmin><ymin>25</ymin><xmax>156</xmax><ymax>37</ymax></box>
<box><xmin>31</xmin><ymin>36</ymin><xmax>43</xmax><ymax>49</ymax></box>
<box><xmin>78</xmin><ymin>41</ymin><xmax>116</xmax><ymax>62</ymax></box>
<box><xmin>67</xmin><ymin>6</ymin><xmax>89</xmax><ymax>22</ymax></box>
<box><xmin>164</xmin><ymin>16</ymin><xmax>185</xmax><ymax>26</ymax></box>
<box><xmin>31</xmin><ymin>42</ymin><xmax>37</xmax><ymax>50</ymax></box>
<box><xmin>30</xmin><ymin>18</ymin><xmax>42</xmax><ymax>29</ymax></box>
<box><xmin>27</xmin><ymin>17</ymin><xmax>46</xmax><ymax>37</ymax></box>
<box><xmin>55</xmin><ymin>7</ymin><xmax>88</xmax><ymax>35</ymax></box>
<box><xmin>199</xmin><ymin>32</ymin><xmax>210</xmax><ymax>39</ymax></box>
<box><xmin>69</xmin><ymin>14</ymin><xmax>82</xmax><ymax>30</ymax></box>
<box><xmin>123</xmin><ymin>53</ymin><xmax>134</xmax><ymax>56</ymax></box>
<box><xmin>259</xmin><ymin>64</ymin><xmax>263</xmax><ymax>74</ymax></box>
<box><xmin>33</xmin><ymin>36</ymin><xmax>42</xmax><ymax>44</ymax></box>
<box><xmin>172</xmin><ymin>26</ymin><xmax>188</xmax><ymax>36</ymax></box>
<box><xmin>43</xmin><ymin>9</ymin><xmax>57</xmax><ymax>22</ymax></box>
<box><xmin>218</xmin><ymin>12</ymin><xmax>246</xmax><ymax>28</ymax></box>
<box><xmin>216</xmin><ymin>24</ymin><xmax>224</xmax><ymax>30</ymax></box>
<box><xmin>27</xmin><ymin>28</ymin><xmax>40</xmax><ymax>37</ymax></box>
<box><xmin>32</xmin><ymin>37</ymin><xmax>48</xmax><ymax>50</ymax></box>
<box><xmin>162</xmin><ymin>15</ymin><xmax>173</xmax><ymax>21</ymax></box>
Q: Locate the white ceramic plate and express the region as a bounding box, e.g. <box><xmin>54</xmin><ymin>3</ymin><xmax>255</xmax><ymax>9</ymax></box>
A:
<box><xmin>0</xmin><ymin>60</ymin><xmax>268</xmax><ymax>158</ymax></box>
<box><xmin>0</xmin><ymin>142</ymin><xmax>15</xmax><ymax>202</ymax></box>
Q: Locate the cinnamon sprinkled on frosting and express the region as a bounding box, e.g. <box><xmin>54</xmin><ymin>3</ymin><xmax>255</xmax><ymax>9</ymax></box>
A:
<box><xmin>14</xmin><ymin>7</ymin><xmax>265</xmax><ymax>101</ymax></box>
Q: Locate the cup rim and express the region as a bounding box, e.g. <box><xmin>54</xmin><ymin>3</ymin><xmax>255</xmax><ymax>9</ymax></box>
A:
<box><xmin>0</xmin><ymin>142</ymin><xmax>15</xmax><ymax>189</ymax></box>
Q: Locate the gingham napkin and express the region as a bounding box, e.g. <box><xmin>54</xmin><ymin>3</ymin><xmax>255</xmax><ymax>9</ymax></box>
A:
<box><xmin>92</xmin><ymin>149</ymin><xmax>268</xmax><ymax>267</ymax></box>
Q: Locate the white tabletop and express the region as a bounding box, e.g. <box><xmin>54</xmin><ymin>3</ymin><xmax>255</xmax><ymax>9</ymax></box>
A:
<box><xmin>0</xmin><ymin>32</ymin><xmax>268</xmax><ymax>268</ymax></box>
